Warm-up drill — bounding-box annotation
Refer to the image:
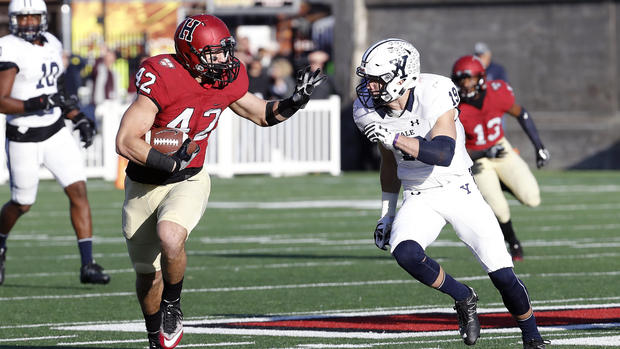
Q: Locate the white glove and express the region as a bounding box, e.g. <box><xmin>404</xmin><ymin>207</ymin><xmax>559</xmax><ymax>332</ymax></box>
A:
<box><xmin>536</xmin><ymin>148</ymin><xmax>550</xmax><ymax>168</ymax></box>
<box><xmin>374</xmin><ymin>215</ymin><xmax>394</xmax><ymax>250</ymax></box>
<box><xmin>363</xmin><ymin>122</ymin><xmax>397</xmax><ymax>147</ymax></box>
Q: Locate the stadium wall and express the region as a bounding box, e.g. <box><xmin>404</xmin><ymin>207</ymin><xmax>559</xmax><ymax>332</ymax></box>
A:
<box><xmin>332</xmin><ymin>0</ymin><xmax>620</xmax><ymax>169</ymax></box>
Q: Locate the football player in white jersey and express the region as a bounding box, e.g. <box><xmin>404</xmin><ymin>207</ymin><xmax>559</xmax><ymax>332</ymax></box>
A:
<box><xmin>0</xmin><ymin>0</ymin><xmax>108</xmax><ymax>285</ymax></box>
<box><xmin>353</xmin><ymin>38</ymin><xmax>548</xmax><ymax>349</ymax></box>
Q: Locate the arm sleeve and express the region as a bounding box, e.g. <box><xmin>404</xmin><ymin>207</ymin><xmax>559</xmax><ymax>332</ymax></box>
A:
<box><xmin>517</xmin><ymin>108</ymin><xmax>544</xmax><ymax>150</ymax></box>
<box><xmin>416</xmin><ymin>135</ymin><xmax>456</xmax><ymax>167</ymax></box>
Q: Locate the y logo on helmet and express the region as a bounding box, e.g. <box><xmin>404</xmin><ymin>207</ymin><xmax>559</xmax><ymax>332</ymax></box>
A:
<box><xmin>391</xmin><ymin>55</ymin><xmax>409</xmax><ymax>79</ymax></box>
<box><xmin>178</xmin><ymin>18</ymin><xmax>201</xmax><ymax>42</ymax></box>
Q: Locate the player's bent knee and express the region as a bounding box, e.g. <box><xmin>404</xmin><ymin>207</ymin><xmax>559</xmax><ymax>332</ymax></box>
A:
<box><xmin>8</xmin><ymin>200</ymin><xmax>32</xmax><ymax>215</ymax></box>
<box><xmin>392</xmin><ymin>240</ymin><xmax>426</xmax><ymax>264</ymax></box>
<box><xmin>521</xmin><ymin>192</ymin><xmax>541</xmax><ymax>207</ymax></box>
<box><xmin>393</xmin><ymin>240</ymin><xmax>440</xmax><ymax>286</ymax></box>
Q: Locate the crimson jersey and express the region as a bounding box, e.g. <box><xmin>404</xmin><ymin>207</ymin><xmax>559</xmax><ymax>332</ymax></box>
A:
<box><xmin>127</xmin><ymin>54</ymin><xmax>248</xmax><ymax>184</ymax></box>
<box><xmin>458</xmin><ymin>80</ymin><xmax>515</xmax><ymax>151</ymax></box>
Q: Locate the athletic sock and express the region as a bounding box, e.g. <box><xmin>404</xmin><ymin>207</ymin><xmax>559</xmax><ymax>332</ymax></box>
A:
<box><xmin>437</xmin><ymin>273</ymin><xmax>472</xmax><ymax>301</ymax></box>
<box><xmin>499</xmin><ymin>220</ymin><xmax>519</xmax><ymax>245</ymax></box>
<box><xmin>77</xmin><ymin>238</ymin><xmax>93</xmax><ymax>266</ymax></box>
<box><xmin>144</xmin><ymin>310</ymin><xmax>162</xmax><ymax>333</ymax></box>
<box><xmin>162</xmin><ymin>277</ymin><xmax>184</xmax><ymax>304</ymax></box>
<box><xmin>517</xmin><ymin>313</ymin><xmax>542</xmax><ymax>342</ymax></box>
<box><xmin>0</xmin><ymin>233</ymin><xmax>8</xmax><ymax>249</ymax></box>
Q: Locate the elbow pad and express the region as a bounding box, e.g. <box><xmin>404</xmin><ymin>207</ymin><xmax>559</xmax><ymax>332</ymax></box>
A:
<box><xmin>416</xmin><ymin>135</ymin><xmax>456</xmax><ymax>166</ymax></box>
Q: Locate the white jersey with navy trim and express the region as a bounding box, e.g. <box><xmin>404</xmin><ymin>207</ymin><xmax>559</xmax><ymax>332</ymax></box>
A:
<box><xmin>353</xmin><ymin>73</ymin><xmax>473</xmax><ymax>190</ymax></box>
<box><xmin>0</xmin><ymin>32</ymin><xmax>64</xmax><ymax>128</ymax></box>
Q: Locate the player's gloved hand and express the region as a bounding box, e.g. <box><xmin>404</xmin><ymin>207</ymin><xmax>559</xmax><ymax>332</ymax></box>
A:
<box><xmin>23</xmin><ymin>93</ymin><xmax>67</xmax><ymax>113</ymax></box>
<box><xmin>364</xmin><ymin>122</ymin><xmax>397</xmax><ymax>147</ymax></box>
<box><xmin>290</xmin><ymin>66</ymin><xmax>327</xmax><ymax>109</ymax></box>
<box><xmin>374</xmin><ymin>215</ymin><xmax>394</xmax><ymax>250</ymax></box>
<box><xmin>60</xmin><ymin>94</ymin><xmax>80</xmax><ymax>113</ymax></box>
<box><xmin>71</xmin><ymin>113</ymin><xmax>96</xmax><ymax>148</ymax></box>
<box><xmin>484</xmin><ymin>144</ymin><xmax>506</xmax><ymax>159</ymax></box>
<box><xmin>536</xmin><ymin>148</ymin><xmax>550</xmax><ymax>168</ymax></box>
<box><xmin>470</xmin><ymin>161</ymin><xmax>483</xmax><ymax>175</ymax></box>
<box><xmin>171</xmin><ymin>138</ymin><xmax>200</xmax><ymax>173</ymax></box>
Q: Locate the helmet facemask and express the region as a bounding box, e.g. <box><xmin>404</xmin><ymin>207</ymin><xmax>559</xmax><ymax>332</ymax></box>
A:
<box><xmin>9</xmin><ymin>12</ymin><xmax>47</xmax><ymax>42</ymax></box>
<box><xmin>191</xmin><ymin>37</ymin><xmax>240</xmax><ymax>89</ymax></box>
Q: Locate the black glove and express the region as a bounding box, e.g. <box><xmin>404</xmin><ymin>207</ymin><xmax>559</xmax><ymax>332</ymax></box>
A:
<box><xmin>536</xmin><ymin>148</ymin><xmax>550</xmax><ymax>168</ymax></box>
<box><xmin>72</xmin><ymin>113</ymin><xmax>96</xmax><ymax>148</ymax></box>
<box><xmin>170</xmin><ymin>139</ymin><xmax>200</xmax><ymax>172</ymax></box>
<box><xmin>23</xmin><ymin>93</ymin><xmax>67</xmax><ymax>113</ymax></box>
<box><xmin>60</xmin><ymin>94</ymin><xmax>80</xmax><ymax>114</ymax></box>
<box><xmin>485</xmin><ymin>144</ymin><xmax>506</xmax><ymax>159</ymax></box>
<box><xmin>470</xmin><ymin>161</ymin><xmax>483</xmax><ymax>175</ymax></box>
<box><xmin>291</xmin><ymin>66</ymin><xmax>327</xmax><ymax>108</ymax></box>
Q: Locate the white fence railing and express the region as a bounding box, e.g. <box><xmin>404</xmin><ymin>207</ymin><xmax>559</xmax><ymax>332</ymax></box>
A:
<box><xmin>0</xmin><ymin>95</ymin><xmax>341</xmax><ymax>183</ymax></box>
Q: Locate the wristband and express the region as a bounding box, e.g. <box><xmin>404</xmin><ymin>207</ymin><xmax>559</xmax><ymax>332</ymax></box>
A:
<box><xmin>146</xmin><ymin>148</ymin><xmax>176</xmax><ymax>173</ymax></box>
<box><xmin>381</xmin><ymin>191</ymin><xmax>398</xmax><ymax>217</ymax></box>
<box><xmin>392</xmin><ymin>133</ymin><xmax>400</xmax><ymax>147</ymax></box>
<box><xmin>275</xmin><ymin>96</ymin><xmax>301</xmax><ymax>118</ymax></box>
<box><xmin>24</xmin><ymin>96</ymin><xmax>47</xmax><ymax>112</ymax></box>
<box><xmin>265</xmin><ymin>101</ymin><xmax>281</xmax><ymax>126</ymax></box>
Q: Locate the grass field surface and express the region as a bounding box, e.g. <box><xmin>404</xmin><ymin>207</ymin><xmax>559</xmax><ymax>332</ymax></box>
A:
<box><xmin>0</xmin><ymin>170</ymin><xmax>618</xmax><ymax>348</ymax></box>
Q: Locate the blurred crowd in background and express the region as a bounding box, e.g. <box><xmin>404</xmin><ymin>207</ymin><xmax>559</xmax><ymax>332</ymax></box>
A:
<box><xmin>59</xmin><ymin>1</ymin><xmax>338</xmax><ymax>122</ymax></box>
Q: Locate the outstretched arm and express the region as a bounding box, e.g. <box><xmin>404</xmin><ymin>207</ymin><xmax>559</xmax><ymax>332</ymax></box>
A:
<box><xmin>507</xmin><ymin>103</ymin><xmax>550</xmax><ymax>168</ymax></box>
<box><xmin>230</xmin><ymin>66</ymin><xmax>326</xmax><ymax>126</ymax></box>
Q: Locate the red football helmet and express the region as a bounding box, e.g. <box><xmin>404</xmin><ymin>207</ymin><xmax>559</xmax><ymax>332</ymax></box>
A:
<box><xmin>174</xmin><ymin>14</ymin><xmax>240</xmax><ymax>88</ymax></box>
<box><xmin>451</xmin><ymin>55</ymin><xmax>486</xmax><ymax>101</ymax></box>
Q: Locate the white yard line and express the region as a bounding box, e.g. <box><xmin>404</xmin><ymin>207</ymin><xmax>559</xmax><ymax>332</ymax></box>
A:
<box><xmin>1</xmin><ymin>272</ymin><xmax>620</xmax><ymax>302</ymax></box>
<box><xmin>0</xmin><ymin>335</ymin><xmax>76</xmax><ymax>342</ymax></box>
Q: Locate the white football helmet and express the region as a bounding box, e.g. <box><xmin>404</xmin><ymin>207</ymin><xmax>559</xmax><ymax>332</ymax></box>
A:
<box><xmin>356</xmin><ymin>38</ymin><xmax>420</xmax><ymax>108</ymax></box>
<box><xmin>9</xmin><ymin>0</ymin><xmax>48</xmax><ymax>42</ymax></box>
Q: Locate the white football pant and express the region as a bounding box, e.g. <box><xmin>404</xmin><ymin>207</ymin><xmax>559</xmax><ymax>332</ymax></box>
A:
<box><xmin>6</xmin><ymin>126</ymin><xmax>86</xmax><ymax>205</ymax></box>
<box><xmin>390</xmin><ymin>173</ymin><xmax>514</xmax><ymax>273</ymax></box>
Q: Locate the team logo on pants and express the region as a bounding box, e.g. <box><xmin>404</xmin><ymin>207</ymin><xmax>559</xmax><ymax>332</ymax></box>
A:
<box><xmin>460</xmin><ymin>183</ymin><xmax>471</xmax><ymax>194</ymax></box>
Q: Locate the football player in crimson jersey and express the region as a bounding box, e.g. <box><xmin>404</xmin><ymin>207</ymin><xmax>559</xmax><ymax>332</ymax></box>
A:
<box><xmin>0</xmin><ymin>0</ymin><xmax>107</xmax><ymax>286</ymax></box>
<box><xmin>115</xmin><ymin>14</ymin><xmax>325</xmax><ymax>349</ymax></box>
<box><xmin>452</xmin><ymin>55</ymin><xmax>550</xmax><ymax>262</ymax></box>
<box><xmin>354</xmin><ymin>39</ymin><xmax>547</xmax><ymax>349</ymax></box>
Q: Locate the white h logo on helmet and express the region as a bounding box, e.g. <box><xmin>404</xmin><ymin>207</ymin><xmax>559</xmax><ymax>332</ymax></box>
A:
<box><xmin>178</xmin><ymin>18</ymin><xmax>201</xmax><ymax>42</ymax></box>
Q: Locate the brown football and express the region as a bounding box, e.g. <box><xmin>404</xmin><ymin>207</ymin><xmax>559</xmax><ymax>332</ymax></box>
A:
<box><xmin>143</xmin><ymin>127</ymin><xmax>192</xmax><ymax>155</ymax></box>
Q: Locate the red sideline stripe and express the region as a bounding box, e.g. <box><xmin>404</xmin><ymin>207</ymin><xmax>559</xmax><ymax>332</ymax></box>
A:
<box><xmin>228</xmin><ymin>307</ymin><xmax>620</xmax><ymax>332</ymax></box>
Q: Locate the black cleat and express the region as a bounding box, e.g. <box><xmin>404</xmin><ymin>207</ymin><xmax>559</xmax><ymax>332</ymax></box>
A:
<box><xmin>0</xmin><ymin>247</ymin><xmax>5</xmax><ymax>286</ymax></box>
<box><xmin>523</xmin><ymin>338</ymin><xmax>550</xmax><ymax>349</ymax></box>
<box><xmin>160</xmin><ymin>299</ymin><xmax>183</xmax><ymax>348</ymax></box>
<box><xmin>510</xmin><ymin>241</ymin><xmax>524</xmax><ymax>261</ymax></box>
<box><xmin>454</xmin><ymin>286</ymin><xmax>481</xmax><ymax>345</ymax></box>
<box><xmin>80</xmin><ymin>262</ymin><xmax>110</xmax><ymax>284</ymax></box>
<box><xmin>148</xmin><ymin>331</ymin><xmax>161</xmax><ymax>349</ymax></box>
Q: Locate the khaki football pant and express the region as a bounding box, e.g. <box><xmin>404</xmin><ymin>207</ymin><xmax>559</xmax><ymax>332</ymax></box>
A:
<box><xmin>472</xmin><ymin>137</ymin><xmax>540</xmax><ymax>223</ymax></box>
<box><xmin>122</xmin><ymin>167</ymin><xmax>211</xmax><ymax>273</ymax></box>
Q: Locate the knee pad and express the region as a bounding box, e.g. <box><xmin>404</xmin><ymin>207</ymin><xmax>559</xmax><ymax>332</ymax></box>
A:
<box><xmin>489</xmin><ymin>267</ymin><xmax>531</xmax><ymax>315</ymax></box>
<box><xmin>393</xmin><ymin>240</ymin><xmax>440</xmax><ymax>286</ymax></box>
